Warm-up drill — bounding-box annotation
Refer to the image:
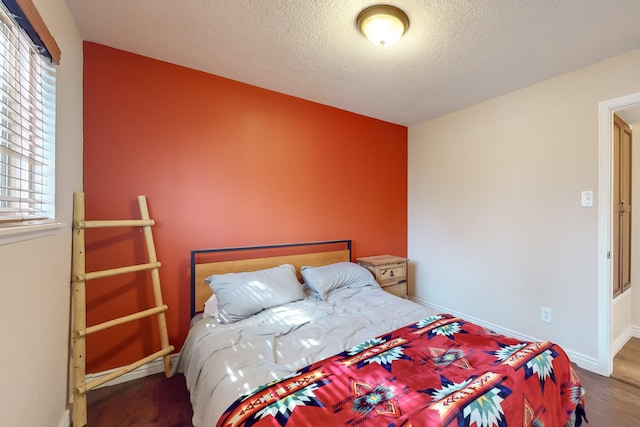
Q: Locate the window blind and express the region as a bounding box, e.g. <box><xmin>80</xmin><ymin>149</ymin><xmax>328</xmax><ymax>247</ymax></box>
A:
<box><xmin>0</xmin><ymin>1</ymin><xmax>55</xmax><ymax>224</ymax></box>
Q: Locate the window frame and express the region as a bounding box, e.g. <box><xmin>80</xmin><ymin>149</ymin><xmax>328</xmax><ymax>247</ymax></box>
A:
<box><xmin>0</xmin><ymin>0</ymin><xmax>61</xmax><ymax>246</ymax></box>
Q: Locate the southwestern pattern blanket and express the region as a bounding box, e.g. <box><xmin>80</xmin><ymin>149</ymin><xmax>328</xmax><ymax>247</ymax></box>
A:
<box><xmin>217</xmin><ymin>314</ymin><xmax>584</xmax><ymax>427</ymax></box>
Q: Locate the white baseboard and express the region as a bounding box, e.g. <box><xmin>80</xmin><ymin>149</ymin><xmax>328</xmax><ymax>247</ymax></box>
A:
<box><xmin>409</xmin><ymin>296</ymin><xmax>600</xmax><ymax>373</ymax></box>
<box><xmin>85</xmin><ymin>353</ymin><xmax>180</xmax><ymax>389</ymax></box>
<box><xmin>612</xmin><ymin>324</ymin><xmax>640</xmax><ymax>356</ymax></box>
<box><xmin>566</xmin><ymin>351</ymin><xmax>601</xmax><ymax>373</ymax></box>
<box><xmin>612</xmin><ymin>326</ymin><xmax>633</xmax><ymax>355</ymax></box>
<box><xmin>57</xmin><ymin>409</ymin><xmax>70</xmax><ymax>427</ymax></box>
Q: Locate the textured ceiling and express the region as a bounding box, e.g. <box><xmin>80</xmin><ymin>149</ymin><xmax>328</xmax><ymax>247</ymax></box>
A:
<box><xmin>64</xmin><ymin>0</ymin><xmax>640</xmax><ymax>126</ymax></box>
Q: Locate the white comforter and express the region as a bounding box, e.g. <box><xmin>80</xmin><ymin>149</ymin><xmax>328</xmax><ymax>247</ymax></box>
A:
<box><xmin>177</xmin><ymin>286</ymin><xmax>435</xmax><ymax>427</ymax></box>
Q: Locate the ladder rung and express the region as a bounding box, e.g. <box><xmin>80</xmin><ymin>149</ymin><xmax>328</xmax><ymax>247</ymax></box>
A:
<box><xmin>77</xmin><ymin>346</ymin><xmax>175</xmax><ymax>395</ymax></box>
<box><xmin>73</xmin><ymin>262</ymin><xmax>161</xmax><ymax>282</ymax></box>
<box><xmin>71</xmin><ymin>193</ymin><xmax>174</xmax><ymax>427</ymax></box>
<box><xmin>74</xmin><ymin>219</ymin><xmax>155</xmax><ymax>229</ymax></box>
<box><xmin>74</xmin><ymin>305</ymin><xmax>169</xmax><ymax>337</ymax></box>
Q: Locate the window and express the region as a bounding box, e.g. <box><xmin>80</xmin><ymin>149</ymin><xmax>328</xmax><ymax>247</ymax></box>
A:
<box><xmin>0</xmin><ymin>0</ymin><xmax>56</xmax><ymax>228</ymax></box>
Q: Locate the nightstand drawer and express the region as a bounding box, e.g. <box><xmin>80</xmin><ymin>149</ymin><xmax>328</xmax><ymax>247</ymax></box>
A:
<box><xmin>381</xmin><ymin>281</ymin><xmax>407</xmax><ymax>298</ymax></box>
<box><xmin>378</xmin><ymin>263</ymin><xmax>406</xmax><ymax>283</ymax></box>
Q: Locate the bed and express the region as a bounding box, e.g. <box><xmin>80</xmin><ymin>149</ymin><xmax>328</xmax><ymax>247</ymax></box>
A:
<box><xmin>177</xmin><ymin>240</ymin><xmax>585</xmax><ymax>427</ymax></box>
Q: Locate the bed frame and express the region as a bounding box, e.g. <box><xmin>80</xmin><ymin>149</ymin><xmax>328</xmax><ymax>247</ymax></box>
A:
<box><xmin>190</xmin><ymin>240</ymin><xmax>352</xmax><ymax>317</ymax></box>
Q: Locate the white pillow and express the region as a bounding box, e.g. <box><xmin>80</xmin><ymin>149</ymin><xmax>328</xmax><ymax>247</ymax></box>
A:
<box><xmin>203</xmin><ymin>294</ymin><xmax>219</xmax><ymax>319</ymax></box>
<box><xmin>300</xmin><ymin>262</ymin><xmax>378</xmax><ymax>300</ymax></box>
<box><xmin>205</xmin><ymin>264</ymin><xmax>304</xmax><ymax>323</ymax></box>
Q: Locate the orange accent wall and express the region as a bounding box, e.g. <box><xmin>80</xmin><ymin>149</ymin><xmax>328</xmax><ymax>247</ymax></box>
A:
<box><xmin>83</xmin><ymin>42</ymin><xmax>407</xmax><ymax>373</ymax></box>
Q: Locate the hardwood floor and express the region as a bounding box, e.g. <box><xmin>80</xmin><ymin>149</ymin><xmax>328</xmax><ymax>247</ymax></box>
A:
<box><xmin>576</xmin><ymin>366</ymin><xmax>640</xmax><ymax>426</ymax></box>
<box><xmin>87</xmin><ymin>366</ymin><xmax>640</xmax><ymax>426</ymax></box>
<box><xmin>612</xmin><ymin>337</ymin><xmax>640</xmax><ymax>387</ymax></box>
<box><xmin>87</xmin><ymin>373</ymin><xmax>192</xmax><ymax>426</ymax></box>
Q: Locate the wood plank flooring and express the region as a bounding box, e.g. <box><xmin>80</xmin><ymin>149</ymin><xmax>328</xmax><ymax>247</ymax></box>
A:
<box><xmin>576</xmin><ymin>365</ymin><xmax>640</xmax><ymax>426</ymax></box>
<box><xmin>612</xmin><ymin>337</ymin><xmax>640</xmax><ymax>388</ymax></box>
<box><xmin>87</xmin><ymin>372</ymin><xmax>192</xmax><ymax>426</ymax></box>
<box><xmin>87</xmin><ymin>366</ymin><xmax>640</xmax><ymax>426</ymax></box>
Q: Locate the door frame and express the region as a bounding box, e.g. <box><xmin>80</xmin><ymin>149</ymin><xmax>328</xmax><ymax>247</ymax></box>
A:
<box><xmin>598</xmin><ymin>91</ymin><xmax>640</xmax><ymax>375</ymax></box>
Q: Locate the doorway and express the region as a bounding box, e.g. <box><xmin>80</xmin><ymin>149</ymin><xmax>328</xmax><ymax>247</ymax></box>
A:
<box><xmin>598</xmin><ymin>92</ymin><xmax>640</xmax><ymax>376</ymax></box>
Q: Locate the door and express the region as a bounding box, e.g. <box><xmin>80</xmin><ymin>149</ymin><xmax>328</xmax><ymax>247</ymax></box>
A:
<box><xmin>613</xmin><ymin>114</ymin><xmax>632</xmax><ymax>297</ymax></box>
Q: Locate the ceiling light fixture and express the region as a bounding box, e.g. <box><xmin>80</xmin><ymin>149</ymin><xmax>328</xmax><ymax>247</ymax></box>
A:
<box><xmin>357</xmin><ymin>5</ymin><xmax>409</xmax><ymax>47</ymax></box>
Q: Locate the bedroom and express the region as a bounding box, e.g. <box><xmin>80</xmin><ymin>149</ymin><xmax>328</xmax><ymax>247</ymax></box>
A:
<box><xmin>1</xmin><ymin>1</ymin><xmax>640</xmax><ymax>426</ymax></box>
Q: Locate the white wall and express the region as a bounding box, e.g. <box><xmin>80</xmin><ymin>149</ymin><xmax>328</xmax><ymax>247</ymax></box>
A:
<box><xmin>408</xmin><ymin>49</ymin><xmax>640</xmax><ymax>372</ymax></box>
<box><xmin>612</xmin><ymin>290</ymin><xmax>632</xmax><ymax>352</ymax></box>
<box><xmin>0</xmin><ymin>1</ymin><xmax>83</xmax><ymax>426</ymax></box>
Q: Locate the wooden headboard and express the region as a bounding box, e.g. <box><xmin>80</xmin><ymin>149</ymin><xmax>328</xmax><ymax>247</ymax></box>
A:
<box><xmin>190</xmin><ymin>240</ymin><xmax>352</xmax><ymax>317</ymax></box>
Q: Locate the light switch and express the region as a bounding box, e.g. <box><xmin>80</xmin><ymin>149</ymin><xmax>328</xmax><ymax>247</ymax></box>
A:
<box><xmin>581</xmin><ymin>191</ymin><xmax>593</xmax><ymax>207</ymax></box>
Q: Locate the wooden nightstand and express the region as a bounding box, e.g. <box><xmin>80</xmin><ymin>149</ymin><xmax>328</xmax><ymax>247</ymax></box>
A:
<box><xmin>357</xmin><ymin>255</ymin><xmax>408</xmax><ymax>298</ymax></box>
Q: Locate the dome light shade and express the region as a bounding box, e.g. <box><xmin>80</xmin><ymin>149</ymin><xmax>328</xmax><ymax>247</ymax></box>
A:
<box><xmin>357</xmin><ymin>5</ymin><xmax>409</xmax><ymax>47</ymax></box>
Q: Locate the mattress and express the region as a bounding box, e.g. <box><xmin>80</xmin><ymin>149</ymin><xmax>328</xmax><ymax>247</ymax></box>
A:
<box><xmin>177</xmin><ymin>287</ymin><xmax>584</xmax><ymax>427</ymax></box>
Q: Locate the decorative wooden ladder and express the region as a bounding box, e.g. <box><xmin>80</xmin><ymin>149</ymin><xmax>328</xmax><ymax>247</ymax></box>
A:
<box><xmin>70</xmin><ymin>192</ymin><xmax>174</xmax><ymax>427</ymax></box>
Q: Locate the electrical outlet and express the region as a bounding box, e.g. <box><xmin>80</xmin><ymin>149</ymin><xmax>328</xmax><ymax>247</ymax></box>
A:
<box><xmin>541</xmin><ymin>307</ymin><xmax>552</xmax><ymax>323</ymax></box>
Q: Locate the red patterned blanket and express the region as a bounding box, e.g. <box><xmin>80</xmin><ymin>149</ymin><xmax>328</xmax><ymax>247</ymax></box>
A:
<box><xmin>217</xmin><ymin>314</ymin><xmax>584</xmax><ymax>427</ymax></box>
